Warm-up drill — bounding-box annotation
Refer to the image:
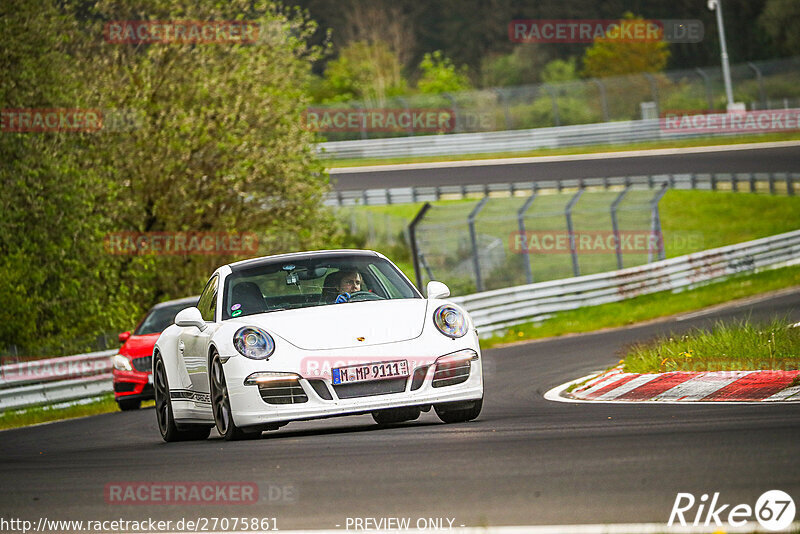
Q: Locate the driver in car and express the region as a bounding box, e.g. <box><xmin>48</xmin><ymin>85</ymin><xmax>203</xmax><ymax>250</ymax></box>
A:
<box><xmin>333</xmin><ymin>270</ymin><xmax>363</xmax><ymax>303</ymax></box>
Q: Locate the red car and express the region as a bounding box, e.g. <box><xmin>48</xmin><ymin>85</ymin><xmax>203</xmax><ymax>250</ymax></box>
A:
<box><xmin>112</xmin><ymin>296</ymin><xmax>198</xmax><ymax>411</ymax></box>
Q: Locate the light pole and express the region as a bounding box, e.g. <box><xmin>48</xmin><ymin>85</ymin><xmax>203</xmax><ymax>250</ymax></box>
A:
<box><xmin>707</xmin><ymin>0</ymin><xmax>742</xmax><ymax>111</ymax></box>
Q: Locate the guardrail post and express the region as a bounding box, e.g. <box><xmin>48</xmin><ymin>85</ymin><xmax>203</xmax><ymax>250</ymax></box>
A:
<box><xmin>711</xmin><ymin>173</ymin><xmax>717</xmax><ymax>191</ymax></box>
<box><xmin>408</xmin><ymin>202</ymin><xmax>432</xmax><ymax>290</ymax></box>
<box><xmin>731</xmin><ymin>174</ymin><xmax>738</xmax><ymax>192</ymax></box>
<box><xmin>517</xmin><ymin>187</ymin><xmax>538</xmax><ymax>284</ymax></box>
<box><xmin>565</xmin><ymin>188</ymin><xmax>584</xmax><ymax>277</ymax></box>
<box><xmin>749</xmin><ymin>173</ymin><xmax>756</xmax><ymax>192</ymax></box>
<box><xmin>694</xmin><ymin>68</ymin><xmax>715</xmax><ymax>111</ymax></box>
<box><xmin>769</xmin><ymin>173</ymin><xmax>775</xmax><ymax>195</ymax></box>
<box><xmin>648</xmin><ymin>183</ymin><xmax>669</xmax><ymax>262</ymax></box>
<box><xmin>785</xmin><ymin>173</ymin><xmax>794</xmax><ymax>196</ymax></box>
<box><xmin>468</xmin><ymin>197</ymin><xmax>490</xmax><ymax>292</ymax></box>
<box><xmin>590</xmin><ymin>79</ymin><xmax>610</xmax><ymax>121</ymax></box>
<box><xmin>610</xmin><ymin>183</ymin><xmax>631</xmax><ymax>270</ymax></box>
<box><xmin>410</xmin><ymin>187</ymin><xmax>417</xmax><ymax>203</ymax></box>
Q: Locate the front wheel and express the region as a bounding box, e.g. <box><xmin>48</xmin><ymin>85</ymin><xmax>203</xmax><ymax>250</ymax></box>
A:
<box><xmin>210</xmin><ymin>353</ymin><xmax>260</xmax><ymax>441</ymax></box>
<box><xmin>434</xmin><ymin>398</ymin><xmax>482</xmax><ymax>423</ymax></box>
<box><xmin>154</xmin><ymin>354</ymin><xmax>211</xmax><ymax>442</ymax></box>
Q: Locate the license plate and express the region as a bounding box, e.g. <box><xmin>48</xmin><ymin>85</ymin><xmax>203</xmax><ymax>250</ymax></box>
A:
<box><xmin>332</xmin><ymin>360</ymin><xmax>409</xmax><ymax>385</ymax></box>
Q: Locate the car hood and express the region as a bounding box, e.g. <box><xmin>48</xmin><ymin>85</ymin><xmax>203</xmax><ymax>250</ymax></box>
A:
<box><xmin>119</xmin><ymin>333</ymin><xmax>160</xmax><ymax>358</ymax></box>
<box><xmin>232</xmin><ymin>299</ymin><xmax>428</xmax><ymax>350</ymax></box>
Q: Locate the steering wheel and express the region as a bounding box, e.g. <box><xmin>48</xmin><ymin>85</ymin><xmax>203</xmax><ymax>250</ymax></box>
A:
<box><xmin>346</xmin><ymin>291</ymin><xmax>384</xmax><ymax>302</ymax></box>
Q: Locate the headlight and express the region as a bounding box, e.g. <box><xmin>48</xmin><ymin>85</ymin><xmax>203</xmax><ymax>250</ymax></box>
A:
<box><xmin>112</xmin><ymin>355</ymin><xmax>133</xmax><ymax>371</ymax></box>
<box><xmin>233</xmin><ymin>326</ymin><xmax>275</xmax><ymax>360</ymax></box>
<box><xmin>433</xmin><ymin>305</ymin><xmax>468</xmax><ymax>338</ymax></box>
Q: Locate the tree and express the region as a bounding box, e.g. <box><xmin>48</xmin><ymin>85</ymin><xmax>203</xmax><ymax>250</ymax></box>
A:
<box><xmin>582</xmin><ymin>13</ymin><xmax>670</xmax><ymax>78</ymax></box>
<box><xmin>541</xmin><ymin>58</ymin><xmax>580</xmax><ymax>84</ymax></box>
<box><xmin>320</xmin><ymin>40</ymin><xmax>407</xmax><ymax>103</ymax></box>
<box><xmin>417</xmin><ymin>51</ymin><xmax>471</xmax><ymax>94</ymax></box>
<box><xmin>759</xmin><ymin>0</ymin><xmax>800</xmax><ymax>55</ymax></box>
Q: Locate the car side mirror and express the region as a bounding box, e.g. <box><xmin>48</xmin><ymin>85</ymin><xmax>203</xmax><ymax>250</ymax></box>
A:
<box><xmin>175</xmin><ymin>307</ymin><xmax>206</xmax><ymax>331</ymax></box>
<box><xmin>426</xmin><ymin>281</ymin><xmax>450</xmax><ymax>299</ymax></box>
<box><xmin>118</xmin><ymin>331</ymin><xmax>131</xmax><ymax>343</ymax></box>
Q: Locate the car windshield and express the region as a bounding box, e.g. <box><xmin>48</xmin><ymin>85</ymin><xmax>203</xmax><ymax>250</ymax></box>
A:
<box><xmin>222</xmin><ymin>254</ymin><xmax>420</xmax><ymax>320</ymax></box>
<box><xmin>134</xmin><ymin>302</ymin><xmax>196</xmax><ymax>335</ymax></box>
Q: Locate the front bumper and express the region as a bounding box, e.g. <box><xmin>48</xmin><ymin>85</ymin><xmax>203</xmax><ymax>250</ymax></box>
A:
<box><xmin>112</xmin><ymin>369</ymin><xmax>154</xmax><ymax>401</ymax></box>
<box><xmin>223</xmin><ymin>338</ymin><xmax>483</xmax><ymax>428</ymax></box>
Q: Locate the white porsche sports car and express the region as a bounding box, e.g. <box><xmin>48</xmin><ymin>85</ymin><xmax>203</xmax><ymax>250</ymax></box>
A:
<box><xmin>153</xmin><ymin>250</ymin><xmax>483</xmax><ymax>441</ymax></box>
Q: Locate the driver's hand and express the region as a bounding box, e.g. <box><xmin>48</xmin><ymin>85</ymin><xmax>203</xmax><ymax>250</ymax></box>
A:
<box><xmin>335</xmin><ymin>292</ymin><xmax>350</xmax><ymax>303</ymax></box>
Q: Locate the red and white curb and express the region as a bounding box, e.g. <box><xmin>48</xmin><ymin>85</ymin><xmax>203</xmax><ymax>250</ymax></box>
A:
<box><xmin>545</xmin><ymin>366</ymin><xmax>800</xmax><ymax>404</ymax></box>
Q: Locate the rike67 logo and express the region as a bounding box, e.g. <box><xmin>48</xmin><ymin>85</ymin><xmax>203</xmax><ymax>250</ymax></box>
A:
<box><xmin>669</xmin><ymin>490</ymin><xmax>795</xmax><ymax>531</ymax></box>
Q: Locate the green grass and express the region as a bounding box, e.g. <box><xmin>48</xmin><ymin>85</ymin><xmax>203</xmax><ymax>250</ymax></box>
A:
<box><xmin>621</xmin><ymin>319</ymin><xmax>800</xmax><ymax>374</ymax></box>
<box><xmin>0</xmin><ymin>395</ymin><xmax>154</xmax><ymax>431</ymax></box>
<box><xmin>480</xmin><ymin>264</ymin><xmax>800</xmax><ymax>349</ymax></box>
<box><xmin>325</xmin><ymin>132</ymin><xmax>800</xmax><ymax>168</ymax></box>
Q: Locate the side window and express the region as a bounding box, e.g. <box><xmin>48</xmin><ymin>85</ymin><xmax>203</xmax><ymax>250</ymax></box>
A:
<box><xmin>197</xmin><ymin>275</ymin><xmax>219</xmax><ymax>322</ymax></box>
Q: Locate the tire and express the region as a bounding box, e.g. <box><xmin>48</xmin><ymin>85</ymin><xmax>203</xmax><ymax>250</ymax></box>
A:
<box><xmin>434</xmin><ymin>398</ymin><xmax>482</xmax><ymax>424</ymax></box>
<box><xmin>372</xmin><ymin>406</ymin><xmax>422</xmax><ymax>425</ymax></box>
<box><xmin>210</xmin><ymin>352</ymin><xmax>260</xmax><ymax>441</ymax></box>
<box><xmin>154</xmin><ymin>354</ymin><xmax>211</xmax><ymax>442</ymax></box>
<box><xmin>117</xmin><ymin>398</ymin><xmax>141</xmax><ymax>411</ymax></box>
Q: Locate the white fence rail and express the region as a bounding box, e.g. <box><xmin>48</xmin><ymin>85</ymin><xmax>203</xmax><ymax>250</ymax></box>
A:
<box><xmin>451</xmin><ymin>230</ymin><xmax>800</xmax><ymax>334</ymax></box>
<box><xmin>2</xmin><ymin>229</ymin><xmax>799</xmax><ymax>411</ymax></box>
<box><xmin>319</xmin><ymin>118</ymin><xmax>753</xmax><ymax>160</ymax></box>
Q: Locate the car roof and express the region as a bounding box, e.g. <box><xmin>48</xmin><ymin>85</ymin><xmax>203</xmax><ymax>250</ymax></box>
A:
<box><xmin>150</xmin><ymin>296</ymin><xmax>199</xmax><ymax>310</ymax></box>
<box><xmin>228</xmin><ymin>249</ymin><xmax>381</xmax><ymax>273</ymax></box>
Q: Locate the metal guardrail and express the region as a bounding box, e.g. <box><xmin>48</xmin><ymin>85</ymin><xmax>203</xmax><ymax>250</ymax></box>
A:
<box><xmin>0</xmin><ymin>349</ymin><xmax>115</xmax><ymax>411</ymax></box>
<box><xmin>318</xmin><ymin>117</ymin><xmax>774</xmax><ymax>160</ymax></box>
<box><xmin>325</xmin><ymin>172</ymin><xmax>800</xmax><ymax>206</ymax></box>
<box><xmin>2</xmin><ymin>228</ymin><xmax>799</xmax><ymax>411</ymax></box>
<box><xmin>451</xmin><ymin>229</ymin><xmax>800</xmax><ymax>335</ymax></box>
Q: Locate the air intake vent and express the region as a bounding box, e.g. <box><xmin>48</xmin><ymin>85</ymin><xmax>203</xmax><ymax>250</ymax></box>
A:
<box><xmin>432</xmin><ymin>360</ymin><xmax>471</xmax><ymax>388</ymax></box>
<box><xmin>257</xmin><ymin>379</ymin><xmax>308</xmax><ymax>404</ymax></box>
<box><xmin>307</xmin><ymin>379</ymin><xmax>333</xmax><ymax>400</ymax></box>
<box><xmin>410</xmin><ymin>366</ymin><xmax>430</xmax><ymax>391</ymax></box>
<box><xmin>333</xmin><ymin>378</ymin><xmax>407</xmax><ymax>399</ymax></box>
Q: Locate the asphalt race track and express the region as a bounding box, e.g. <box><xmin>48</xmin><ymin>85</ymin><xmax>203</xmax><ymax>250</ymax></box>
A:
<box><xmin>329</xmin><ymin>143</ymin><xmax>800</xmax><ymax>191</ymax></box>
<box><xmin>1</xmin><ymin>290</ymin><xmax>798</xmax><ymax>531</ymax></box>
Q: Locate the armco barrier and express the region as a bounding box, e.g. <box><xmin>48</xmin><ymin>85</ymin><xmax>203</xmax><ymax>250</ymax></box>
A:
<box><xmin>0</xmin><ymin>349</ymin><xmax>116</xmax><ymax>411</ymax></box>
<box><xmin>317</xmin><ymin>117</ymin><xmax>766</xmax><ymax>160</ymax></box>
<box><xmin>451</xmin><ymin>229</ymin><xmax>800</xmax><ymax>334</ymax></box>
<box><xmin>2</xmin><ymin>229</ymin><xmax>799</xmax><ymax>411</ymax></box>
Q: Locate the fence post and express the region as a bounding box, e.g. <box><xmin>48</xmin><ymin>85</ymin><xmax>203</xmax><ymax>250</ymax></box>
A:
<box><xmin>694</xmin><ymin>68</ymin><xmax>715</xmax><ymax>110</ymax></box>
<box><xmin>746</xmin><ymin>62</ymin><xmax>767</xmax><ymax>109</ymax></box>
<box><xmin>396</xmin><ymin>96</ymin><xmax>415</xmax><ymax>136</ymax></box>
<box><xmin>643</xmin><ymin>73</ymin><xmax>660</xmax><ymax>116</ymax></box>
<box><xmin>610</xmin><ymin>183</ymin><xmax>631</xmax><ymax>270</ymax></box>
<box><xmin>517</xmin><ymin>187</ymin><xmax>538</xmax><ymax>284</ymax></box>
<box><xmin>649</xmin><ymin>183</ymin><xmax>669</xmax><ymax>263</ymax></box>
<box><xmin>543</xmin><ymin>84</ymin><xmax>561</xmax><ymax>127</ymax></box>
<box><xmin>565</xmin><ymin>188</ymin><xmax>584</xmax><ymax>277</ymax></box>
<box><xmin>408</xmin><ymin>202</ymin><xmax>432</xmax><ymax>290</ymax></box>
<box><xmin>591</xmin><ymin>79</ymin><xmax>610</xmax><ymax>121</ymax></box>
<box><xmin>494</xmin><ymin>88</ymin><xmax>512</xmax><ymax>130</ymax></box>
<box><xmin>418</xmin><ymin>253</ymin><xmax>435</xmax><ymax>284</ymax></box>
<box><xmin>442</xmin><ymin>92</ymin><xmax>459</xmax><ymax>133</ymax></box>
<box><xmin>468</xmin><ymin>197</ymin><xmax>490</xmax><ymax>292</ymax></box>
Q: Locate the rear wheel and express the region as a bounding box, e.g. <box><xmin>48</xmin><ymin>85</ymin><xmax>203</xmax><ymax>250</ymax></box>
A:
<box><xmin>154</xmin><ymin>354</ymin><xmax>211</xmax><ymax>442</ymax></box>
<box><xmin>372</xmin><ymin>406</ymin><xmax>422</xmax><ymax>425</ymax></box>
<box><xmin>117</xmin><ymin>398</ymin><xmax>141</xmax><ymax>411</ymax></box>
<box><xmin>210</xmin><ymin>353</ymin><xmax>260</xmax><ymax>441</ymax></box>
<box><xmin>434</xmin><ymin>398</ymin><xmax>482</xmax><ymax>424</ymax></box>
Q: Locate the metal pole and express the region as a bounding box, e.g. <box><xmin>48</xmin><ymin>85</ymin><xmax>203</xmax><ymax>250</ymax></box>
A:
<box><xmin>565</xmin><ymin>188</ymin><xmax>584</xmax><ymax>277</ymax></box>
<box><xmin>695</xmin><ymin>68</ymin><xmax>714</xmax><ymax>110</ymax></box>
<box><xmin>408</xmin><ymin>202</ymin><xmax>432</xmax><ymax>290</ymax></box>
<box><xmin>648</xmin><ymin>183</ymin><xmax>669</xmax><ymax>262</ymax></box>
<box><xmin>643</xmin><ymin>73</ymin><xmax>660</xmax><ymax>116</ymax></box>
<box><xmin>747</xmin><ymin>62</ymin><xmax>766</xmax><ymax>109</ymax></box>
<box><xmin>544</xmin><ymin>84</ymin><xmax>561</xmax><ymax>127</ymax></box>
<box><xmin>494</xmin><ymin>88</ymin><xmax>512</xmax><ymax>130</ymax></box>
<box><xmin>709</xmin><ymin>0</ymin><xmax>736</xmax><ymax>109</ymax></box>
<box><xmin>610</xmin><ymin>184</ymin><xmax>631</xmax><ymax>270</ymax></box>
<box><xmin>591</xmin><ymin>79</ymin><xmax>610</xmax><ymax>121</ymax></box>
<box><xmin>468</xmin><ymin>197</ymin><xmax>490</xmax><ymax>292</ymax></box>
<box><xmin>517</xmin><ymin>188</ymin><xmax>538</xmax><ymax>284</ymax></box>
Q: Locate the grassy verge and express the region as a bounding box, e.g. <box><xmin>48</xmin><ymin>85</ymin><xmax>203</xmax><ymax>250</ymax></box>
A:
<box><xmin>325</xmin><ymin>132</ymin><xmax>800</xmax><ymax>168</ymax></box>
<box><xmin>0</xmin><ymin>395</ymin><xmax>154</xmax><ymax>431</ymax></box>
<box><xmin>621</xmin><ymin>319</ymin><xmax>800</xmax><ymax>374</ymax></box>
<box><xmin>481</xmin><ymin>264</ymin><xmax>800</xmax><ymax>350</ymax></box>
